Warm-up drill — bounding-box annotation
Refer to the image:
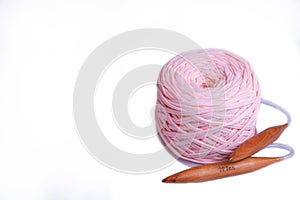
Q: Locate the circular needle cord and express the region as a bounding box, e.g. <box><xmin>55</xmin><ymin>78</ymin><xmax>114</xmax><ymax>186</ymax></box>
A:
<box><xmin>261</xmin><ymin>98</ymin><xmax>294</xmax><ymax>159</ymax></box>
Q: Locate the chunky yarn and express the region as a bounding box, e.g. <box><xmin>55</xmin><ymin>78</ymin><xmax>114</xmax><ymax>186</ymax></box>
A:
<box><xmin>155</xmin><ymin>49</ymin><xmax>260</xmax><ymax>164</ymax></box>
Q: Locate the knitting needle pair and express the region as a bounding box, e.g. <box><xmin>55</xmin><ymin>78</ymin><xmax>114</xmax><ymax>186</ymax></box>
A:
<box><xmin>162</xmin><ymin>123</ymin><xmax>294</xmax><ymax>183</ymax></box>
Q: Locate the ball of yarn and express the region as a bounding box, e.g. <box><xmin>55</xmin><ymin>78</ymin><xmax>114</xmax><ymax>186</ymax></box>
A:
<box><xmin>155</xmin><ymin>49</ymin><xmax>260</xmax><ymax>164</ymax></box>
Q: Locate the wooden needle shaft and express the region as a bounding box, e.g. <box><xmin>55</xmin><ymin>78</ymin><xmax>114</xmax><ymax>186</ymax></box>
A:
<box><xmin>229</xmin><ymin>123</ymin><xmax>288</xmax><ymax>162</ymax></box>
<box><xmin>162</xmin><ymin>157</ymin><xmax>282</xmax><ymax>183</ymax></box>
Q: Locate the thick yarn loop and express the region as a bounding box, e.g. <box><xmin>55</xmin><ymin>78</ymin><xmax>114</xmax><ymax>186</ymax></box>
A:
<box><xmin>155</xmin><ymin>49</ymin><xmax>261</xmax><ymax>164</ymax></box>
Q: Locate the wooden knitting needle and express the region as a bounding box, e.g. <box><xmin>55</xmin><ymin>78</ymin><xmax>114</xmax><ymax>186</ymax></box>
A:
<box><xmin>162</xmin><ymin>123</ymin><xmax>288</xmax><ymax>183</ymax></box>
<box><xmin>162</xmin><ymin>156</ymin><xmax>282</xmax><ymax>183</ymax></box>
<box><xmin>229</xmin><ymin>123</ymin><xmax>288</xmax><ymax>162</ymax></box>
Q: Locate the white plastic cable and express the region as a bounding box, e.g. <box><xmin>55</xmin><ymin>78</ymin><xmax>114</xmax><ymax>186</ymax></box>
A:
<box><xmin>261</xmin><ymin>98</ymin><xmax>294</xmax><ymax>160</ymax></box>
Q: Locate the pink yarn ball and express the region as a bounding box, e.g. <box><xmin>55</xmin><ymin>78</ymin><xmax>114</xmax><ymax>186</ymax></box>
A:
<box><xmin>155</xmin><ymin>49</ymin><xmax>260</xmax><ymax>164</ymax></box>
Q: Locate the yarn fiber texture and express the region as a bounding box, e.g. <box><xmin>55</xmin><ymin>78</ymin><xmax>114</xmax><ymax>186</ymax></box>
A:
<box><xmin>155</xmin><ymin>49</ymin><xmax>261</xmax><ymax>164</ymax></box>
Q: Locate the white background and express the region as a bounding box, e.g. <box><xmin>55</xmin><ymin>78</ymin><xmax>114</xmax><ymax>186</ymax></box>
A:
<box><xmin>1</xmin><ymin>0</ymin><xmax>300</xmax><ymax>199</ymax></box>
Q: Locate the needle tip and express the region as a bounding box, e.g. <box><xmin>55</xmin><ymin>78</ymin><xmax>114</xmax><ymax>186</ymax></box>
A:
<box><xmin>162</xmin><ymin>175</ymin><xmax>177</xmax><ymax>183</ymax></box>
<box><xmin>228</xmin><ymin>156</ymin><xmax>235</xmax><ymax>162</ymax></box>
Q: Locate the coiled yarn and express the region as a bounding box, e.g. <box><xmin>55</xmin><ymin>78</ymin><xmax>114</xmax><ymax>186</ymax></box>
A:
<box><xmin>155</xmin><ymin>49</ymin><xmax>260</xmax><ymax>164</ymax></box>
